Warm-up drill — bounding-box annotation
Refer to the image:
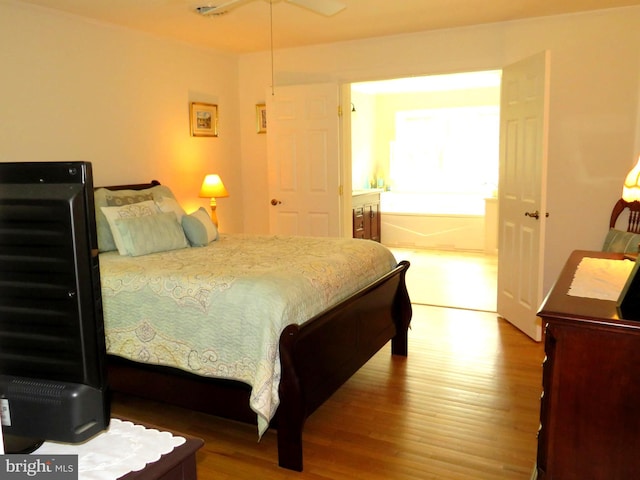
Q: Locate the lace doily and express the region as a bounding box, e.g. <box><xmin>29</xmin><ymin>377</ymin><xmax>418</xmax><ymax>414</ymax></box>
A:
<box><xmin>34</xmin><ymin>419</ymin><xmax>186</xmax><ymax>480</ymax></box>
<box><xmin>567</xmin><ymin>257</ymin><xmax>635</xmax><ymax>300</ymax></box>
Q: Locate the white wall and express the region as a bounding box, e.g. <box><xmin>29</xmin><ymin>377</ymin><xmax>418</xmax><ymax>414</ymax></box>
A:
<box><xmin>350</xmin><ymin>90</ymin><xmax>376</xmax><ymax>191</ymax></box>
<box><xmin>238</xmin><ymin>7</ymin><xmax>640</xmax><ymax>293</ymax></box>
<box><xmin>0</xmin><ymin>0</ymin><xmax>243</xmax><ymax>232</ymax></box>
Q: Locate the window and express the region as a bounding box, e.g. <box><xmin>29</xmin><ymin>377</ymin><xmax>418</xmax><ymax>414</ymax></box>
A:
<box><xmin>389</xmin><ymin>106</ymin><xmax>499</xmax><ymax>214</ymax></box>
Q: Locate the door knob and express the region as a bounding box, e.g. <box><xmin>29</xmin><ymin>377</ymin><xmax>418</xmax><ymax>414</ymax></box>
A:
<box><xmin>524</xmin><ymin>211</ymin><xmax>549</xmax><ymax>220</ymax></box>
<box><xmin>271</xmin><ymin>199</ymin><xmax>282</xmax><ymax>206</ymax></box>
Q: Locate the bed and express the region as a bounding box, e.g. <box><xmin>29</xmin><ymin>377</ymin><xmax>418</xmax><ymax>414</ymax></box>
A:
<box><xmin>95</xmin><ymin>181</ymin><xmax>412</xmax><ymax>471</ymax></box>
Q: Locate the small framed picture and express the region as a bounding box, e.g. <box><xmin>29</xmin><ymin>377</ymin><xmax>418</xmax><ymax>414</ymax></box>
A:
<box><xmin>190</xmin><ymin>102</ymin><xmax>218</xmax><ymax>137</ymax></box>
<box><xmin>256</xmin><ymin>104</ymin><xmax>267</xmax><ymax>134</ymax></box>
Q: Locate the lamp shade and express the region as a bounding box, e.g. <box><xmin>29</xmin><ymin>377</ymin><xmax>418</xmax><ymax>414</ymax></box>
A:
<box><xmin>199</xmin><ymin>174</ymin><xmax>229</xmax><ymax>198</ymax></box>
<box><xmin>623</xmin><ymin>156</ymin><xmax>640</xmax><ymax>202</ymax></box>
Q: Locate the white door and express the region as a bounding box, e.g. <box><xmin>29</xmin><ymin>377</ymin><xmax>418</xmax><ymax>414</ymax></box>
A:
<box><xmin>266</xmin><ymin>83</ymin><xmax>341</xmax><ymax>236</ymax></box>
<box><xmin>497</xmin><ymin>51</ymin><xmax>550</xmax><ymax>341</ymax></box>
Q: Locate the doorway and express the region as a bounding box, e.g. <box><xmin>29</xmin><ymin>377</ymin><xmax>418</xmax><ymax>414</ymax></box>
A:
<box><xmin>350</xmin><ymin>71</ymin><xmax>501</xmax><ymax>312</ymax></box>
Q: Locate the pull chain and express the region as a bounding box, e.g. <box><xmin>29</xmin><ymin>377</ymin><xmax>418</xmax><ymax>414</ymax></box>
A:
<box><xmin>270</xmin><ymin>0</ymin><xmax>275</xmax><ymax>95</ymax></box>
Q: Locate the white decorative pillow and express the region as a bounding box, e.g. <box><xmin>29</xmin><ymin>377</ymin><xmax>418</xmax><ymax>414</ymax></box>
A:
<box><xmin>101</xmin><ymin>200</ymin><xmax>159</xmax><ymax>255</ymax></box>
<box><xmin>115</xmin><ymin>212</ymin><xmax>189</xmax><ymax>256</ymax></box>
<box><xmin>182</xmin><ymin>207</ymin><xmax>219</xmax><ymax>246</ymax></box>
<box><xmin>155</xmin><ymin>196</ymin><xmax>186</xmax><ymax>222</ymax></box>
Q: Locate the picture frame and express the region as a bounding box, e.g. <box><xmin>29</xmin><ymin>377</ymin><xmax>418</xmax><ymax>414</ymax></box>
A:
<box><xmin>190</xmin><ymin>102</ymin><xmax>218</xmax><ymax>137</ymax></box>
<box><xmin>256</xmin><ymin>104</ymin><xmax>267</xmax><ymax>134</ymax></box>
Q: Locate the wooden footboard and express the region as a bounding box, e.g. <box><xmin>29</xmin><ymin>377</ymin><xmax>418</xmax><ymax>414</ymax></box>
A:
<box><xmin>277</xmin><ymin>259</ymin><xmax>411</xmax><ymax>470</ymax></box>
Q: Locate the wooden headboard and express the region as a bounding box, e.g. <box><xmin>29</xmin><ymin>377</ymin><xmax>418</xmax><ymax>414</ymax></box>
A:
<box><xmin>97</xmin><ymin>180</ymin><xmax>160</xmax><ymax>191</ymax></box>
<box><xmin>610</xmin><ymin>198</ymin><xmax>640</xmax><ymax>233</ymax></box>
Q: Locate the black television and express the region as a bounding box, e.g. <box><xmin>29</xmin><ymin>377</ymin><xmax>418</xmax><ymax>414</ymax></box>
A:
<box><xmin>0</xmin><ymin>161</ymin><xmax>110</xmax><ymax>453</ymax></box>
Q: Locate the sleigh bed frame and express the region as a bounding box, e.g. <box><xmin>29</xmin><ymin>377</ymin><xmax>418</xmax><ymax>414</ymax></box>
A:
<box><xmin>100</xmin><ymin>181</ymin><xmax>412</xmax><ymax>471</ymax></box>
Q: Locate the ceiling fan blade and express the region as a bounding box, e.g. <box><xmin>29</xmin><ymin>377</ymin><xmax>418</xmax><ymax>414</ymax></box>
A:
<box><xmin>195</xmin><ymin>0</ymin><xmax>251</xmax><ymax>16</ymax></box>
<box><xmin>286</xmin><ymin>0</ymin><xmax>346</xmax><ymax>16</ymax></box>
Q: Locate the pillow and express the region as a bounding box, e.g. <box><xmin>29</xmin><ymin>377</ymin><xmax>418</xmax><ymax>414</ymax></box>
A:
<box><xmin>155</xmin><ymin>196</ymin><xmax>186</xmax><ymax>222</ymax></box>
<box><xmin>182</xmin><ymin>207</ymin><xmax>219</xmax><ymax>246</ymax></box>
<box><xmin>115</xmin><ymin>212</ymin><xmax>189</xmax><ymax>257</ymax></box>
<box><xmin>101</xmin><ymin>200</ymin><xmax>159</xmax><ymax>255</ymax></box>
<box><xmin>602</xmin><ymin>228</ymin><xmax>640</xmax><ymax>253</ymax></box>
<box><xmin>94</xmin><ymin>185</ymin><xmax>178</xmax><ymax>252</ymax></box>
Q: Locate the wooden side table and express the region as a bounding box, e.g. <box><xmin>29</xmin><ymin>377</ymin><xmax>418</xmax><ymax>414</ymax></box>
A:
<box><xmin>121</xmin><ymin>435</ymin><xmax>203</xmax><ymax>480</ymax></box>
<box><xmin>34</xmin><ymin>419</ymin><xmax>204</xmax><ymax>480</ymax></box>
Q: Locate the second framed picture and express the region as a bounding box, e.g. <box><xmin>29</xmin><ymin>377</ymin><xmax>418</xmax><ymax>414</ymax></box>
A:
<box><xmin>256</xmin><ymin>104</ymin><xmax>267</xmax><ymax>134</ymax></box>
<box><xmin>190</xmin><ymin>102</ymin><xmax>218</xmax><ymax>137</ymax></box>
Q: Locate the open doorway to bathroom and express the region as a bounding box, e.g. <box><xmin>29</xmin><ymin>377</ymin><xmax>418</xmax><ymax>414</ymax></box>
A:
<box><xmin>350</xmin><ymin>71</ymin><xmax>500</xmax><ymax>312</ymax></box>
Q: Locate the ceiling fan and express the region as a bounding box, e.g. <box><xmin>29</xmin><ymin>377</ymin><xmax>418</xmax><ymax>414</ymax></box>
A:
<box><xmin>195</xmin><ymin>0</ymin><xmax>346</xmax><ymax>17</ymax></box>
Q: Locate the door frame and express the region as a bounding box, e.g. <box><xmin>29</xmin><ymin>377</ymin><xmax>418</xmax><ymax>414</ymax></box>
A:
<box><xmin>340</xmin><ymin>84</ymin><xmax>353</xmax><ymax>236</ymax></box>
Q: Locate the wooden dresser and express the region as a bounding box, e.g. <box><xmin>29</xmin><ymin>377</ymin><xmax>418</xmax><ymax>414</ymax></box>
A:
<box><xmin>536</xmin><ymin>250</ymin><xmax>640</xmax><ymax>479</ymax></box>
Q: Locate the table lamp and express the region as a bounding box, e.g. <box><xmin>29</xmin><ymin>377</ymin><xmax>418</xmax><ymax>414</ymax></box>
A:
<box><xmin>199</xmin><ymin>174</ymin><xmax>229</xmax><ymax>227</ymax></box>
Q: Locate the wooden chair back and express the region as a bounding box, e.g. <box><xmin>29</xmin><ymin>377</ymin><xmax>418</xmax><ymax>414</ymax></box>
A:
<box><xmin>610</xmin><ymin>198</ymin><xmax>640</xmax><ymax>233</ymax></box>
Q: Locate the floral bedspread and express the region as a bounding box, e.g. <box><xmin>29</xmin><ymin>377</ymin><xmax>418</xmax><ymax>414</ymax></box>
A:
<box><xmin>99</xmin><ymin>234</ymin><xmax>397</xmax><ymax>436</ymax></box>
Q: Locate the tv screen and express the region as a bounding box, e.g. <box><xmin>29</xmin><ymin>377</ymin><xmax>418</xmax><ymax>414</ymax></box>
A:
<box><xmin>0</xmin><ymin>161</ymin><xmax>110</xmax><ymax>453</ymax></box>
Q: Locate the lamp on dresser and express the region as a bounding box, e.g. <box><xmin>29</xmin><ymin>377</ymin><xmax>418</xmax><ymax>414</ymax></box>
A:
<box><xmin>622</xmin><ymin>154</ymin><xmax>640</xmax><ymax>202</ymax></box>
<box><xmin>199</xmin><ymin>174</ymin><xmax>229</xmax><ymax>227</ymax></box>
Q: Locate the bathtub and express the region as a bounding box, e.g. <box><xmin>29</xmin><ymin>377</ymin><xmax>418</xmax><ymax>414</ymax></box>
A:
<box><xmin>379</xmin><ymin>192</ymin><xmax>497</xmax><ymax>252</ymax></box>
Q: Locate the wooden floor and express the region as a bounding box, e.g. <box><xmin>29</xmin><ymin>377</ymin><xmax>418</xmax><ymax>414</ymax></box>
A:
<box><xmin>390</xmin><ymin>248</ymin><xmax>498</xmax><ymax>312</ymax></box>
<box><xmin>111</xmin><ymin>250</ymin><xmax>545</xmax><ymax>480</ymax></box>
